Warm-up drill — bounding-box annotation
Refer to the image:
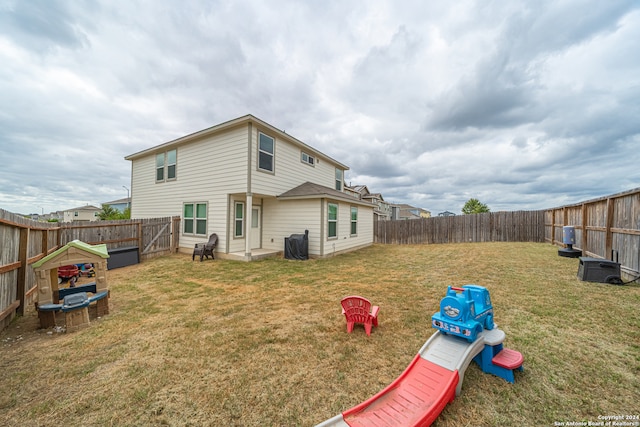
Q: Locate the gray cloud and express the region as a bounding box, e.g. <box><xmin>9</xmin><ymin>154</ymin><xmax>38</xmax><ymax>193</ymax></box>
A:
<box><xmin>0</xmin><ymin>0</ymin><xmax>639</xmax><ymax>216</ymax></box>
<box><xmin>0</xmin><ymin>0</ymin><xmax>92</xmax><ymax>52</ymax></box>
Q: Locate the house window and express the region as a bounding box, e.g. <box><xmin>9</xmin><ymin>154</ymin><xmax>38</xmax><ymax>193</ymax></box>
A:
<box><xmin>167</xmin><ymin>149</ymin><xmax>177</xmax><ymax>179</ymax></box>
<box><xmin>350</xmin><ymin>206</ymin><xmax>358</xmax><ymax>236</ymax></box>
<box><xmin>335</xmin><ymin>169</ymin><xmax>343</xmax><ymax>191</ymax></box>
<box><xmin>74</xmin><ymin>211</ymin><xmax>79</xmax><ymax>217</ymax></box>
<box><xmin>328</xmin><ymin>203</ymin><xmax>338</xmax><ymax>239</ymax></box>
<box><xmin>184</xmin><ymin>203</ymin><xmax>207</xmax><ymax>235</ymax></box>
<box><xmin>156</xmin><ymin>149</ymin><xmax>177</xmax><ymax>182</ymax></box>
<box><xmin>258</xmin><ymin>133</ymin><xmax>274</xmax><ymax>172</ymax></box>
<box><xmin>235</xmin><ymin>202</ymin><xmax>244</xmax><ymax>238</ymax></box>
<box><xmin>156</xmin><ymin>153</ymin><xmax>164</xmax><ymax>181</ymax></box>
<box><xmin>301</xmin><ymin>152</ymin><xmax>315</xmax><ymax>166</ymax></box>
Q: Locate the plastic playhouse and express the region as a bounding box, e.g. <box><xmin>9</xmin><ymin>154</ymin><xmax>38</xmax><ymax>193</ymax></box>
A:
<box><xmin>317</xmin><ymin>284</ymin><xmax>524</xmax><ymax>427</ymax></box>
<box><xmin>31</xmin><ymin>240</ymin><xmax>110</xmax><ymax>332</ymax></box>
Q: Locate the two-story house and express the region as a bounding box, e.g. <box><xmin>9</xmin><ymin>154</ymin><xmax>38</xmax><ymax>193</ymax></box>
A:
<box><xmin>62</xmin><ymin>205</ymin><xmax>101</xmax><ymax>222</ymax></box>
<box><xmin>345</xmin><ymin>184</ymin><xmax>392</xmax><ymax>220</ymax></box>
<box><xmin>104</xmin><ymin>197</ymin><xmax>131</xmax><ymax>212</ymax></box>
<box><xmin>125</xmin><ymin>115</ymin><xmax>375</xmax><ymax>260</ymax></box>
<box><xmin>389</xmin><ymin>204</ymin><xmax>432</xmax><ymax>220</ymax></box>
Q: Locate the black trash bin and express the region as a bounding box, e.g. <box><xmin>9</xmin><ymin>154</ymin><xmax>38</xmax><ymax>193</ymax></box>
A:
<box><xmin>284</xmin><ymin>230</ymin><xmax>309</xmax><ymax>260</ymax></box>
<box><xmin>107</xmin><ymin>246</ymin><xmax>140</xmax><ymax>269</ymax></box>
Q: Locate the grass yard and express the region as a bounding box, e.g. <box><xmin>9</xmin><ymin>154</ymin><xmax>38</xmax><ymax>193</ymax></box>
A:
<box><xmin>1</xmin><ymin>242</ymin><xmax>639</xmax><ymax>426</ymax></box>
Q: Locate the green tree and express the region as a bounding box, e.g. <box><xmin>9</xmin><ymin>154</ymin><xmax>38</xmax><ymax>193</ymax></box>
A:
<box><xmin>462</xmin><ymin>198</ymin><xmax>490</xmax><ymax>214</ymax></box>
<box><xmin>98</xmin><ymin>204</ymin><xmax>130</xmax><ymax>220</ymax></box>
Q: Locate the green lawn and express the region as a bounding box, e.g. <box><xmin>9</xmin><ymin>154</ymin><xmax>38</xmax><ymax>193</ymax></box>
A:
<box><xmin>1</xmin><ymin>242</ymin><xmax>638</xmax><ymax>426</ymax></box>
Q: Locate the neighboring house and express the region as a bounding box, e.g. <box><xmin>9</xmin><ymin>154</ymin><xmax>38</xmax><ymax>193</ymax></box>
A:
<box><xmin>363</xmin><ymin>193</ymin><xmax>391</xmax><ymax>220</ymax></box>
<box><xmin>125</xmin><ymin>114</ymin><xmax>375</xmax><ymax>261</ymax></box>
<box><xmin>345</xmin><ymin>184</ymin><xmax>369</xmax><ymax>199</ymax></box>
<box><xmin>390</xmin><ymin>203</ymin><xmax>431</xmax><ymax>220</ymax></box>
<box><xmin>345</xmin><ymin>184</ymin><xmax>392</xmax><ymax>220</ymax></box>
<box><xmin>40</xmin><ymin>211</ymin><xmax>64</xmax><ymax>222</ymax></box>
<box><xmin>104</xmin><ymin>197</ymin><xmax>131</xmax><ymax>212</ymax></box>
<box><xmin>343</xmin><ymin>185</ymin><xmax>362</xmax><ymax>199</ymax></box>
<box><xmin>62</xmin><ymin>205</ymin><xmax>101</xmax><ymax>222</ymax></box>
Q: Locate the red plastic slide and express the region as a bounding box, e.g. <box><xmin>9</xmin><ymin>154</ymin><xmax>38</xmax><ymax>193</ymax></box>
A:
<box><xmin>342</xmin><ymin>355</ymin><xmax>459</xmax><ymax>427</ymax></box>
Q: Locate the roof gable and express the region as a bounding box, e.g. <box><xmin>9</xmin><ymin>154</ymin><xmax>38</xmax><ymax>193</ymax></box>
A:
<box><xmin>278</xmin><ymin>182</ymin><xmax>375</xmax><ymax>207</ymax></box>
<box><xmin>125</xmin><ymin>114</ymin><xmax>349</xmax><ymax>170</ymax></box>
<box><xmin>32</xmin><ymin>240</ymin><xmax>109</xmax><ymax>270</ymax></box>
<box><xmin>64</xmin><ymin>205</ymin><xmax>101</xmax><ymax>212</ymax></box>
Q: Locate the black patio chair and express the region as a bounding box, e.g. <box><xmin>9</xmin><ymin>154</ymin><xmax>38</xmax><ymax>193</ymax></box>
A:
<box><xmin>192</xmin><ymin>233</ymin><xmax>218</xmax><ymax>261</ymax></box>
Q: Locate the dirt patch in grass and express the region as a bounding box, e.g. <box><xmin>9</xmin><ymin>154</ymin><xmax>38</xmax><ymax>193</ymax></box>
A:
<box><xmin>1</xmin><ymin>243</ymin><xmax>638</xmax><ymax>426</ymax></box>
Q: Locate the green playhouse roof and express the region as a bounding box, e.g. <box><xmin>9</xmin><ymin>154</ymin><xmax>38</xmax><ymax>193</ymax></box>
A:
<box><xmin>32</xmin><ymin>240</ymin><xmax>109</xmax><ymax>269</ymax></box>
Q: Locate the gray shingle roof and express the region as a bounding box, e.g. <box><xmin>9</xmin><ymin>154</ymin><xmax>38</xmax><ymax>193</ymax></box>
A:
<box><xmin>278</xmin><ymin>182</ymin><xmax>375</xmax><ymax>206</ymax></box>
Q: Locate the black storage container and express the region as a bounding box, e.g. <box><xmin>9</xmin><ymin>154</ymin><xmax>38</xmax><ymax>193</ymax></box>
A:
<box><xmin>577</xmin><ymin>257</ymin><xmax>621</xmax><ymax>284</ymax></box>
<box><xmin>284</xmin><ymin>230</ymin><xmax>309</xmax><ymax>260</ymax></box>
<box><xmin>107</xmin><ymin>246</ymin><xmax>140</xmax><ymax>270</ymax></box>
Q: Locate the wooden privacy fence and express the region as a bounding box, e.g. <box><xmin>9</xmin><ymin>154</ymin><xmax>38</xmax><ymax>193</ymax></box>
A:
<box><xmin>545</xmin><ymin>187</ymin><xmax>640</xmax><ymax>279</ymax></box>
<box><xmin>375</xmin><ymin>187</ymin><xmax>639</xmax><ymax>280</ymax></box>
<box><xmin>0</xmin><ymin>209</ymin><xmax>180</xmax><ymax>331</ymax></box>
<box><xmin>375</xmin><ymin>210</ymin><xmax>546</xmax><ymax>245</ymax></box>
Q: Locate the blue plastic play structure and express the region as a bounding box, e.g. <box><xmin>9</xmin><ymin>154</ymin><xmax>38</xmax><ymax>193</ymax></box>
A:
<box><xmin>431</xmin><ymin>284</ymin><xmax>495</xmax><ymax>342</ymax></box>
<box><xmin>315</xmin><ymin>284</ymin><xmax>523</xmax><ymax>427</ymax></box>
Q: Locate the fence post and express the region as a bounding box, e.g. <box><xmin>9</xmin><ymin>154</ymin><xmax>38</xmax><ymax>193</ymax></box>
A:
<box><xmin>137</xmin><ymin>221</ymin><xmax>143</xmax><ymax>260</ymax></box>
<box><xmin>605</xmin><ymin>197</ymin><xmax>614</xmax><ymax>258</ymax></box>
<box><xmin>581</xmin><ymin>203</ymin><xmax>587</xmax><ymax>252</ymax></box>
<box><xmin>16</xmin><ymin>228</ymin><xmax>29</xmax><ymax>315</ymax></box>
<box><xmin>41</xmin><ymin>228</ymin><xmax>47</xmax><ymax>258</ymax></box>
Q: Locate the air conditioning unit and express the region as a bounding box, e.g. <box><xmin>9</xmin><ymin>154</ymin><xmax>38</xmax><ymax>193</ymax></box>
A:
<box><xmin>577</xmin><ymin>256</ymin><xmax>621</xmax><ymax>284</ymax></box>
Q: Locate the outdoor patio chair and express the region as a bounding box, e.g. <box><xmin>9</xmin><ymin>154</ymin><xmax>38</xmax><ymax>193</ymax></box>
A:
<box><xmin>341</xmin><ymin>295</ymin><xmax>379</xmax><ymax>336</ymax></box>
<box><xmin>192</xmin><ymin>233</ymin><xmax>218</xmax><ymax>261</ymax></box>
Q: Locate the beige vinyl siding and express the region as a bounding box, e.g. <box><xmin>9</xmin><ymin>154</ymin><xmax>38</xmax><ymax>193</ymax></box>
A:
<box><xmin>227</xmin><ymin>195</ymin><xmax>247</xmax><ymax>254</ymax></box>
<box><xmin>322</xmin><ymin>199</ymin><xmax>374</xmax><ymax>256</ymax></box>
<box><xmin>261</xmin><ymin>197</ymin><xmax>373</xmax><ymax>258</ymax></box>
<box><xmin>261</xmin><ymin>198</ymin><xmax>322</xmax><ymax>255</ymax></box>
<box><xmin>130</xmin><ymin>126</ymin><xmax>249</xmax><ymax>253</ymax></box>
<box><xmin>351</xmin><ymin>203</ymin><xmax>374</xmax><ymax>248</ymax></box>
<box><xmin>127</xmin><ymin>115</ymin><xmax>369</xmax><ymax>258</ymax></box>
<box><xmin>250</xmin><ymin>127</ymin><xmax>340</xmax><ymax>195</ymax></box>
<box><xmin>62</xmin><ymin>209</ymin><xmax>100</xmax><ymax>222</ymax></box>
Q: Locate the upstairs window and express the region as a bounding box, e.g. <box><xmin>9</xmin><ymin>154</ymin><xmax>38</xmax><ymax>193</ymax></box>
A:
<box><xmin>258</xmin><ymin>133</ymin><xmax>274</xmax><ymax>172</ymax></box>
<box><xmin>167</xmin><ymin>149</ymin><xmax>177</xmax><ymax>179</ymax></box>
<box><xmin>335</xmin><ymin>168</ymin><xmax>343</xmax><ymax>191</ymax></box>
<box><xmin>156</xmin><ymin>153</ymin><xmax>164</xmax><ymax>181</ymax></box>
<box><xmin>156</xmin><ymin>149</ymin><xmax>177</xmax><ymax>182</ymax></box>
<box><xmin>301</xmin><ymin>152</ymin><xmax>315</xmax><ymax>166</ymax></box>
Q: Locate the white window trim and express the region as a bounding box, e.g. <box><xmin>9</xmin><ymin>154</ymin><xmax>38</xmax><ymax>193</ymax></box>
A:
<box><xmin>156</xmin><ymin>149</ymin><xmax>177</xmax><ymax>183</ymax></box>
<box><xmin>301</xmin><ymin>151</ymin><xmax>315</xmax><ymax>166</ymax></box>
<box><xmin>257</xmin><ymin>132</ymin><xmax>275</xmax><ymax>173</ymax></box>
<box><xmin>166</xmin><ymin>149</ymin><xmax>177</xmax><ymax>181</ymax></box>
<box><xmin>234</xmin><ymin>202</ymin><xmax>245</xmax><ymax>238</ymax></box>
<box><xmin>350</xmin><ymin>206</ymin><xmax>358</xmax><ymax>236</ymax></box>
<box><xmin>328</xmin><ymin>203</ymin><xmax>338</xmax><ymax>240</ymax></box>
<box><xmin>183</xmin><ymin>202</ymin><xmax>208</xmax><ymax>236</ymax></box>
<box><xmin>156</xmin><ymin>153</ymin><xmax>165</xmax><ymax>182</ymax></box>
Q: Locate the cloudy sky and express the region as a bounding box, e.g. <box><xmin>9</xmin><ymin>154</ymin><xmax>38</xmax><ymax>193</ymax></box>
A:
<box><xmin>1</xmin><ymin>0</ymin><xmax>638</xmax><ymax>216</ymax></box>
